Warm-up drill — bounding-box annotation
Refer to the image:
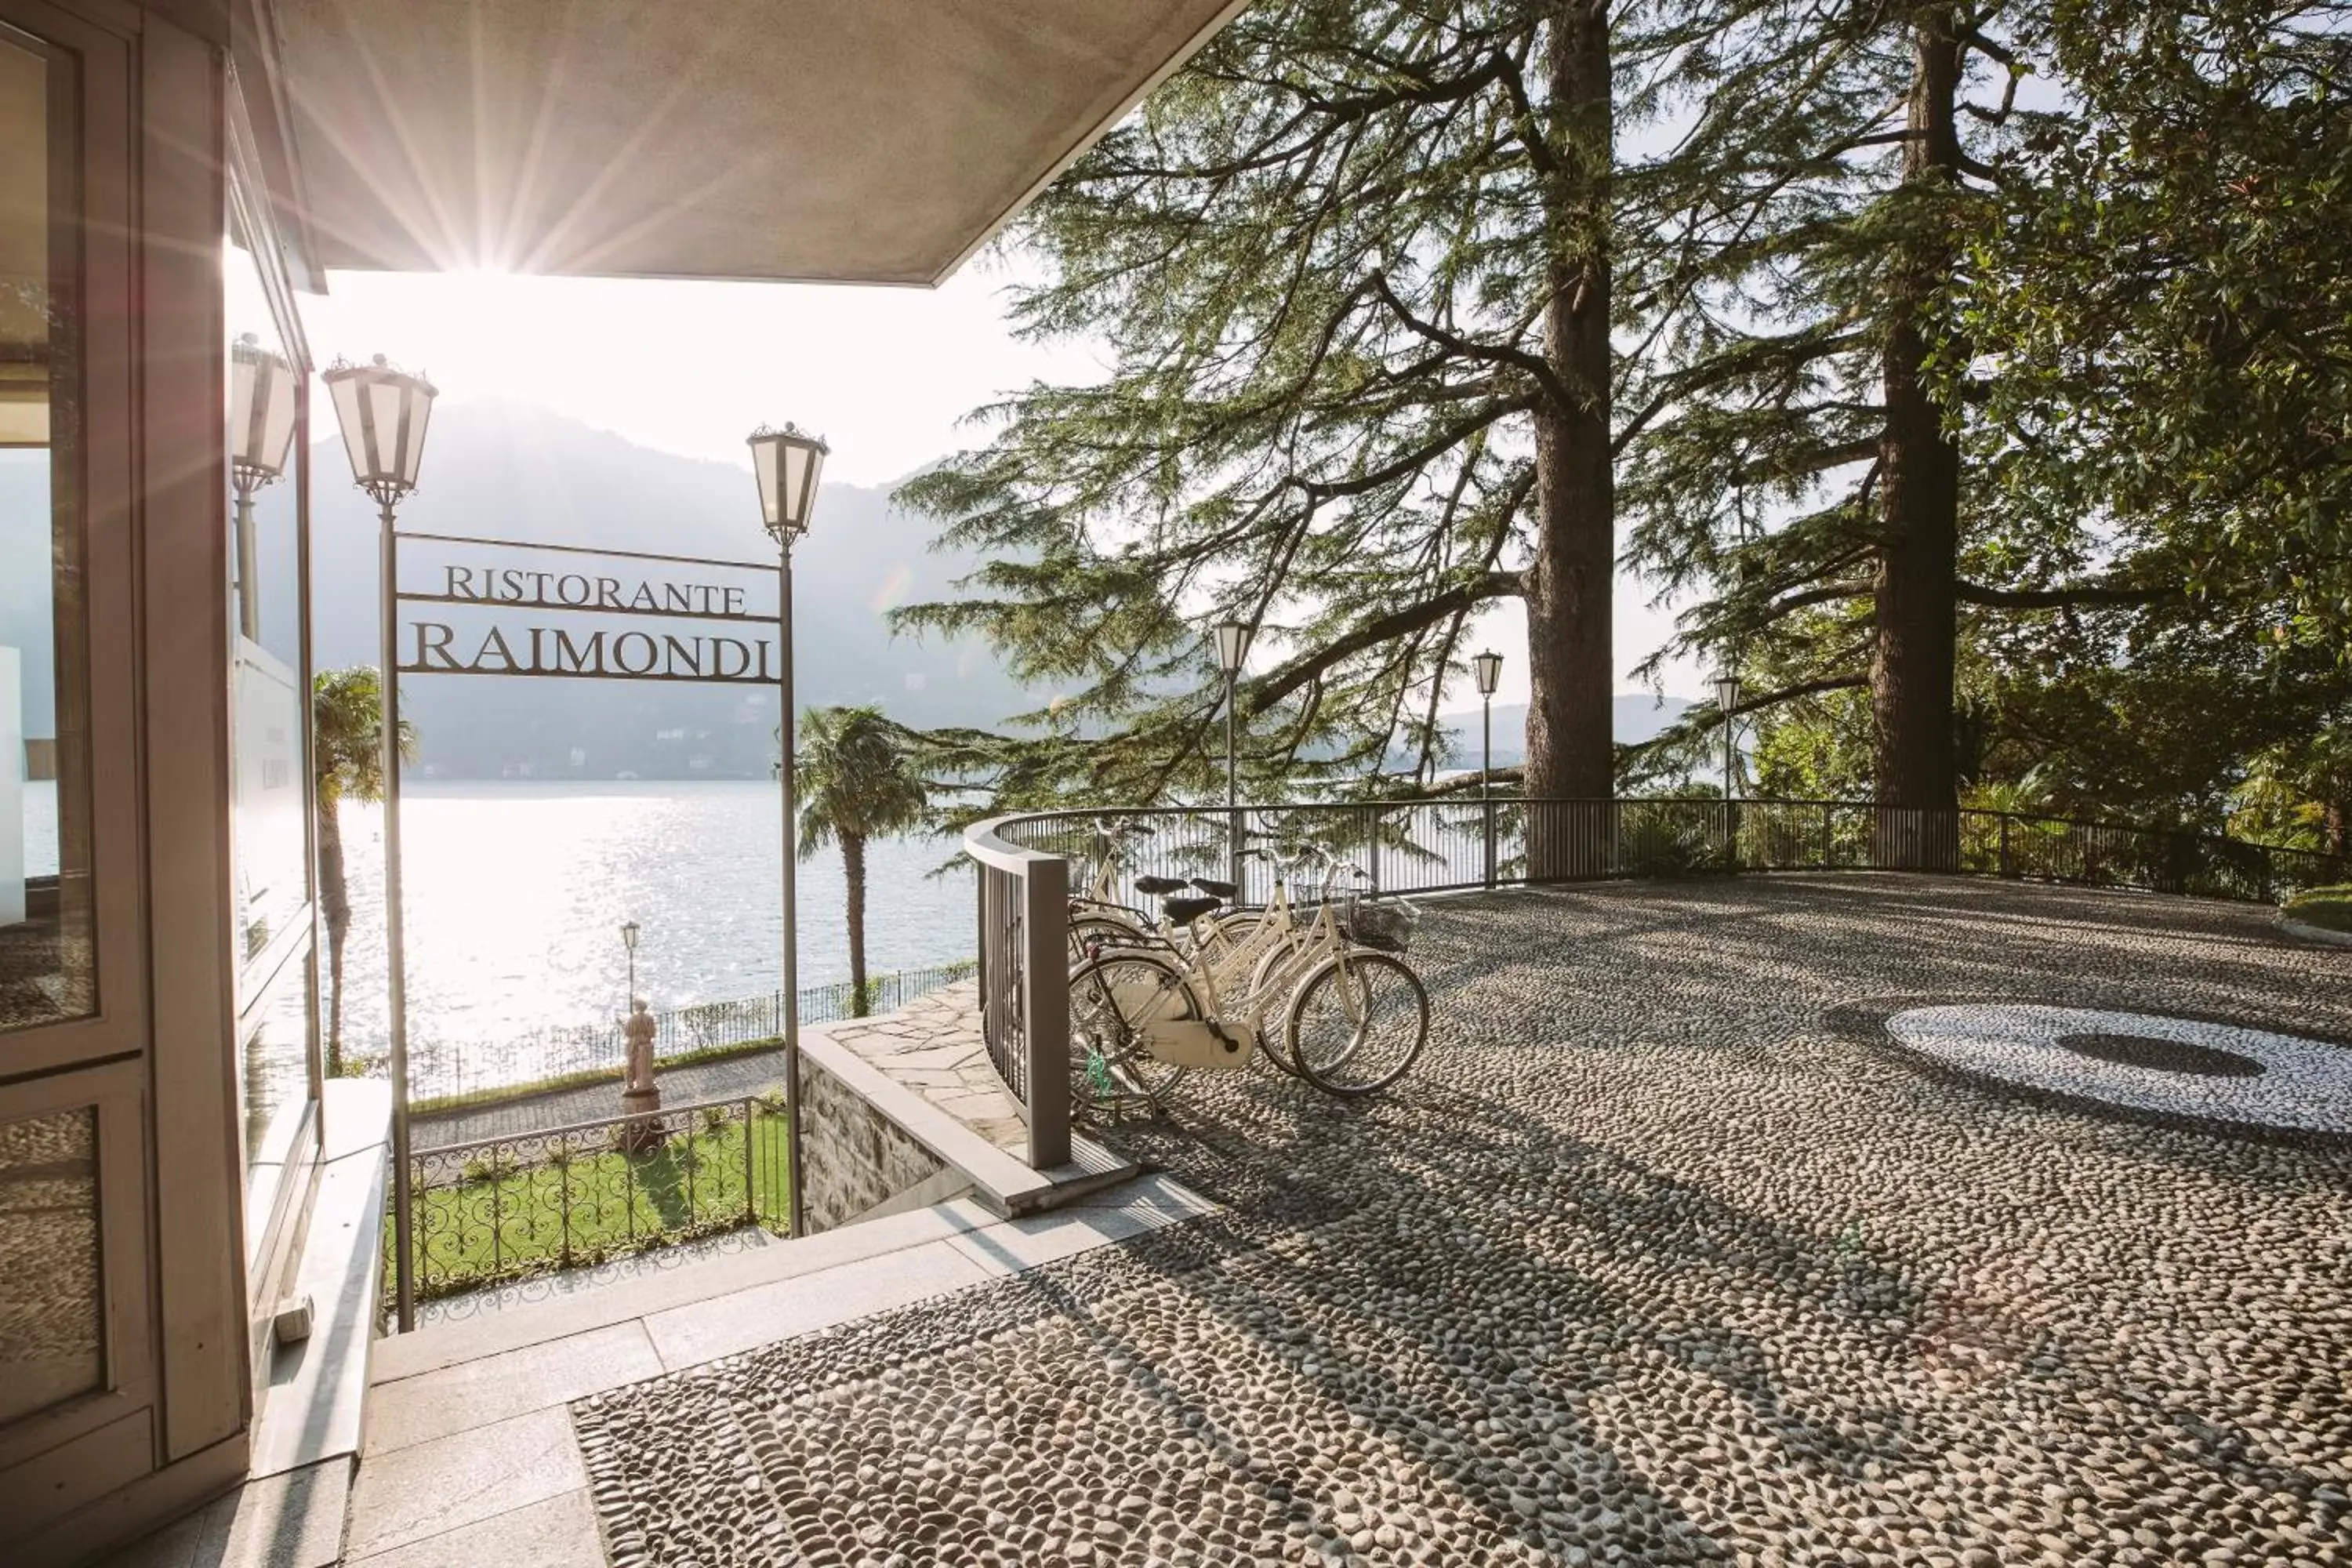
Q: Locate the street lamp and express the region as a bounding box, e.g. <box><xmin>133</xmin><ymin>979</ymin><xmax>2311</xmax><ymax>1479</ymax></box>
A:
<box><xmin>1713</xmin><ymin>671</ymin><xmax>1742</xmax><ymax>800</ymax></box>
<box><xmin>229</xmin><ymin>332</ymin><xmax>299</xmax><ymax>641</ymax></box>
<box><xmin>1473</xmin><ymin>651</ymin><xmax>1503</xmax><ymax>886</ymax></box>
<box><xmin>1472</xmin><ymin>652</ymin><xmax>1504</xmax><ymax>790</ymax></box>
<box><xmin>1214</xmin><ymin>619</ymin><xmax>1250</xmax><ymax>891</ymax></box>
<box><xmin>748</xmin><ymin>422</ymin><xmax>827</xmax><ymax>1240</ymax></box>
<box><xmin>621</xmin><ymin>919</ymin><xmax>641</xmax><ymax>1001</ymax></box>
<box><xmin>324</xmin><ymin>352</ymin><xmax>437</xmax><ymax>1332</ymax></box>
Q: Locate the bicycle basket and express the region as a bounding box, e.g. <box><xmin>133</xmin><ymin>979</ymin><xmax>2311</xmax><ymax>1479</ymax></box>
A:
<box><xmin>1342</xmin><ymin>894</ymin><xmax>1419</xmax><ymax>954</ymax></box>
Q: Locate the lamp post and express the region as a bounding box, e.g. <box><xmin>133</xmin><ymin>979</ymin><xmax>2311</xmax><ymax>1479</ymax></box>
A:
<box><xmin>1713</xmin><ymin>670</ymin><xmax>1743</xmax><ymax>870</ymax></box>
<box><xmin>1712</xmin><ymin>671</ymin><xmax>1742</xmax><ymax>800</ymax></box>
<box><xmin>228</xmin><ymin>332</ymin><xmax>299</xmax><ymax>641</ymax></box>
<box><xmin>324</xmin><ymin>353</ymin><xmax>437</xmax><ymax>1332</ymax></box>
<box><xmin>1214</xmin><ymin>619</ymin><xmax>1250</xmax><ymax>893</ymax></box>
<box><xmin>748</xmin><ymin>422</ymin><xmax>826</xmax><ymax>1240</ymax></box>
<box><xmin>1473</xmin><ymin>650</ymin><xmax>1503</xmax><ymax>887</ymax></box>
<box><xmin>618</xmin><ymin>920</ymin><xmax>659</xmax><ymax>1145</ymax></box>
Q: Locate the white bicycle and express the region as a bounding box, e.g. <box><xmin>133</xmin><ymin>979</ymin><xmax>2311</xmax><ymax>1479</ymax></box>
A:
<box><xmin>1067</xmin><ymin>848</ymin><xmax>1428</xmax><ymax>1105</ymax></box>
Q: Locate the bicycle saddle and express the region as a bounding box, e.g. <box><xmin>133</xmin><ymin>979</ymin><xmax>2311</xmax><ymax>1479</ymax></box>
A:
<box><xmin>1189</xmin><ymin>877</ymin><xmax>1238</xmax><ymax>899</ymax></box>
<box><xmin>1161</xmin><ymin>895</ymin><xmax>1222</xmax><ymax>924</ymax></box>
<box><xmin>1134</xmin><ymin>874</ymin><xmax>1189</xmax><ymax>895</ymax></box>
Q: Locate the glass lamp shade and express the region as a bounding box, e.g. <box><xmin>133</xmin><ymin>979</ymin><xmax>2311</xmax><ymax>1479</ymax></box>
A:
<box><xmin>1472</xmin><ymin>650</ymin><xmax>1504</xmax><ymax>697</ymax></box>
<box><xmin>1713</xmin><ymin>673</ymin><xmax>1742</xmax><ymax>714</ymax></box>
<box><xmin>621</xmin><ymin>920</ymin><xmax>641</xmax><ymax>953</ymax></box>
<box><xmin>323</xmin><ymin>354</ymin><xmax>437</xmax><ymax>504</ymax></box>
<box><xmin>229</xmin><ymin>332</ymin><xmax>299</xmax><ymax>485</ymax></box>
<box><xmin>1213</xmin><ymin>619</ymin><xmax>1250</xmax><ymax>674</ymax></box>
<box><xmin>748</xmin><ymin>423</ymin><xmax>828</xmax><ymax>540</ymax></box>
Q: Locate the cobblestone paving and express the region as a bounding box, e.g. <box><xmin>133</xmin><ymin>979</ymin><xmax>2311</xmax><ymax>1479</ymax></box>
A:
<box><xmin>572</xmin><ymin>875</ymin><xmax>2352</xmax><ymax>1567</ymax></box>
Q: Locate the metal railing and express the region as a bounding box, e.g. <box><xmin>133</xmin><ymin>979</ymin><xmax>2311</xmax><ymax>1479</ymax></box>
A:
<box><xmin>401</xmin><ymin>1091</ymin><xmax>793</xmax><ymax>1302</ymax></box>
<box><xmin>967</xmin><ymin>797</ymin><xmax>2345</xmax><ymax>1169</ymax></box>
<box><xmin>966</xmin><ymin>815</ymin><xmax>1072</xmax><ymax>1170</ymax></box>
<box><xmin>996</xmin><ymin>798</ymin><xmax>2346</xmax><ymax>909</ymax></box>
<box><xmin>374</xmin><ymin>962</ymin><xmax>978</xmax><ymax>1109</ymax></box>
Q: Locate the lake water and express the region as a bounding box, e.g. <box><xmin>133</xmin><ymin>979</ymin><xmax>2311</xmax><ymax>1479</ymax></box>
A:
<box><xmin>322</xmin><ymin>781</ymin><xmax>972</xmax><ymax>1067</ymax></box>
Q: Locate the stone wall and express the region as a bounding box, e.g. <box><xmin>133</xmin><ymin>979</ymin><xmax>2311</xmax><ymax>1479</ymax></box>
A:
<box><xmin>798</xmin><ymin>1051</ymin><xmax>955</xmax><ymax>1233</ymax></box>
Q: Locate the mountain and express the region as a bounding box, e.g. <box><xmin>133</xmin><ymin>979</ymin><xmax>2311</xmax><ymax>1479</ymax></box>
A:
<box><xmin>1429</xmin><ymin>695</ymin><xmax>1696</xmax><ymax>770</ymax></box>
<box><xmin>304</xmin><ymin>400</ymin><xmax>1034</xmax><ymax>779</ymax></box>
<box><xmin>5</xmin><ymin>406</ymin><xmax>1700</xmax><ymax>783</ymax></box>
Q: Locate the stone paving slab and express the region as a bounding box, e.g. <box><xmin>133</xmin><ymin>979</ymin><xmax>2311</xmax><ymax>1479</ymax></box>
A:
<box><xmin>822</xmin><ymin>981</ymin><xmax>1029</xmax><ymax>1152</ymax></box>
<box><xmin>569</xmin><ymin>875</ymin><xmax>2352</xmax><ymax>1567</ymax></box>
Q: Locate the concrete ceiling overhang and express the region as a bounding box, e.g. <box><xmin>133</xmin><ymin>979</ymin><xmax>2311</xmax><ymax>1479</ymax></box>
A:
<box><xmin>272</xmin><ymin>0</ymin><xmax>1245</xmax><ymax>287</ymax></box>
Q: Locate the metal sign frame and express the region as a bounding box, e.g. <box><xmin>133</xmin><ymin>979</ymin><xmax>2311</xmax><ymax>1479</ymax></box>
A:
<box><xmin>380</xmin><ymin>527</ymin><xmax>804</xmax><ymax>1333</ymax></box>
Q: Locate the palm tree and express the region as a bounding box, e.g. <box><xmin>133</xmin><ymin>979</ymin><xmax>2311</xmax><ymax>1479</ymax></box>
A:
<box><xmin>796</xmin><ymin>706</ymin><xmax>926</xmax><ymax>1016</ymax></box>
<box><xmin>314</xmin><ymin>666</ymin><xmax>416</xmax><ymax>1073</ymax></box>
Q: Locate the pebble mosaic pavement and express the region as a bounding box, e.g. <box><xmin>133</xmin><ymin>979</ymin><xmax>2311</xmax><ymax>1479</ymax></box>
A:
<box><xmin>571</xmin><ymin>875</ymin><xmax>2352</xmax><ymax>1566</ymax></box>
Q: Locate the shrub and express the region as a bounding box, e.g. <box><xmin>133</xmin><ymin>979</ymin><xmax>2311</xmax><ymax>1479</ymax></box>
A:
<box><xmin>1619</xmin><ymin>804</ymin><xmax>1730</xmax><ymax>878</ymax></box>
<box><xmin>2284</xmin><ymin>884</ymin><xmax>2352</xmax><ymax>933</ymax></box>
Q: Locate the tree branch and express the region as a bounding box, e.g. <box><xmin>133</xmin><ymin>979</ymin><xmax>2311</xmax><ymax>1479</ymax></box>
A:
<box><xmin>1368</xmin><ymin>271</ymin><xmax>1572</xmax><ymax>411</ymax></box>
<box><xmin>1247</xmin><ymin>571</ymin><xmax>1525</xmax><ymax>717</ymax></box>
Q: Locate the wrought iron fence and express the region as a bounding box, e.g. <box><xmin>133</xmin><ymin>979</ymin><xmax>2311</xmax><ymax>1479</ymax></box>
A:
<box><xmin>998</xmin><ymin>798</ymin><xmax>2345</xmax><ymax>909</ymax></box>
<box><xmin>400</xmin><ymin>1091</ymin><xmax>793</xmax><ymax>1302</ymax></box>
<box><xmin>387</xmin><ymin>961</ymin><xmax>977</xmax><ymax>1109</ymax></box>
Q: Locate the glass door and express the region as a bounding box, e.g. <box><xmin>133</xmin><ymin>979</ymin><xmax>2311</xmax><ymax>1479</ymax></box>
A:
<box><xmin>0</xmin><ymin>0</ymin><xmax>156</xmax><ymax>1508</ymax></box>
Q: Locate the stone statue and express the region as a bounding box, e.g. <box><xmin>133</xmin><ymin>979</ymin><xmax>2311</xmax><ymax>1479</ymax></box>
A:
<box><xmin>620</xmin><ymin>998</ymin><xmax>662</xmax><ymax>1150</ymax></box>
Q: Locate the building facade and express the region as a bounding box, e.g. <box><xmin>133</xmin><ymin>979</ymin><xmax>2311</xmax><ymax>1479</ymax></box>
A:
<box><xmin>0</xmin><ymin>0</ymin><xmax>1243</xmax><ymax>1559</ymax></box>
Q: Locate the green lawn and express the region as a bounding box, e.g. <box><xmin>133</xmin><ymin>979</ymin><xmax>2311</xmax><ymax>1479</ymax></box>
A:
<box><xmin>392</xmin><ymin>1105</ymin><xmax>793</xmax><ymax>1301</ymax></box>
<box><xmin>2285</xmin><ymin>884</ymin><xmax>2352</xmax><ymax>934</ymax></box>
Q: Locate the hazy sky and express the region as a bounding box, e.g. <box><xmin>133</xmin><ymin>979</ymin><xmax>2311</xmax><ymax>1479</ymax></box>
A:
<box><xmin>299</xmin><ymin>264</ymin><xmax>1700</xmax><ymax>710</ymax></box>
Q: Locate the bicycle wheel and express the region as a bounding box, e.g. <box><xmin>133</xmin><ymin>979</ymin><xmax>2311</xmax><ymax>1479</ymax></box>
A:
<box><xmin>1068</xmin><ymin>949</ymin><xmax>1196</xmax><ymax>1109</ymax></box>
<box><xmin>1286</xmin><ymin>950</ymin><xmax>1428</xmax><ymax>1095</ymax></box>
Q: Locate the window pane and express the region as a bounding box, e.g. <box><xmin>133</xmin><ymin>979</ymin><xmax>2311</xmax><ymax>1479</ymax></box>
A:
<box><xmin>1</xmin><ymin>24</ymin><xmax>97</xmax><ymax>1036</ymax></box>
<box><xmin>228</xmin><ymin>194</ymin><xmax>316</xmax><ymax>1206</ymax></box>
<box><xmin>0</xmin><ymin>1105</ymin><xmax>103</xmax><ymax>1422</ymax></box>
<box><xmin>227</xmin><ymin>212</ymin><xmax>309</xmax><ymax>976</ymax></box>
<box><xmin>241</xmin><ymin>956</ymin><xmax>314</xmax><ymax>1254</ymax></box>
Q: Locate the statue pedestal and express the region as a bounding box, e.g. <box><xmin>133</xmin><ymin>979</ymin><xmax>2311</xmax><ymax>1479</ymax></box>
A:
<box><xmin>619</xmin><ymin>1084</ymin><xmax>664</xmax><ymax>1153</ymax></box>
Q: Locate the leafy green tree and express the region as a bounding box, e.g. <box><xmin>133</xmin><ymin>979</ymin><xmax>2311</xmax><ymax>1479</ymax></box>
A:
<box><xmin>1954</xmin><ymin>0</ymin><xmax>2352</xmax><ymax>656</ymax></box>
<box><xmin>313</xmin><ymin>666</ymin><xmax>415</xmax><ymax>1073</ymax></box>
<box><xmin>797</xmin><ymin>706</ymin><xmax>927</xmax><ymax>1015</ymax></box>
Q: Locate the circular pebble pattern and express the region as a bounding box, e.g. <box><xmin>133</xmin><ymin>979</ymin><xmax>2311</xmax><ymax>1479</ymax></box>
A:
<box><xmin>1883</xmin><ymin>1002</ymin><xmax>2352</xmax><ymax>1136</ymax></box>
<box><xmin>572</xmin><ymin>875</ymin><xmax>2352</xmax><ymax>1567</ymax></box>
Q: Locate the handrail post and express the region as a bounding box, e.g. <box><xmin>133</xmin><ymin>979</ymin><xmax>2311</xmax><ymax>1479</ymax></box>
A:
<box><xmin>1022</xmin><ymin>853</ymin><xmax>1071</xmax><ymax>1168</ymax></box>
<box><xmin>1999</xmin><ymin>812</ymin><xmax>2012</xmax><ymax>878</ymax></box>
<box><xmin>1484</xmin><ymin>798</ymin><xmax>1497</xmax><ymax>888</ymax></box>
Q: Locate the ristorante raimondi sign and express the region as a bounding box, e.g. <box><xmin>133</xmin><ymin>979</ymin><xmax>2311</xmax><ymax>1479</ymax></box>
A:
<box><xmin>394</xmin><ymin>532</ymin><xmax>779</xmax><ymax>684</ymax></box>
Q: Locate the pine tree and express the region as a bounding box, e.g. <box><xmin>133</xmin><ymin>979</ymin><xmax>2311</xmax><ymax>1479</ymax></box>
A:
<box><xmin>1619</xmin><ymin>1</ymin><xmax>2036</xmax><ymax>818</ymax></box>
<box><xmin>895</xmin><ymin>0</ymin><xmax>1838</xmax><ymax>851</ymax></box>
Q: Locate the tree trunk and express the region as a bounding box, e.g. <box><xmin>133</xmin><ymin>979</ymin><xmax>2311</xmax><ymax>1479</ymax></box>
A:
<box><xmin>317</xmin><ymin>794</ymin><xmax>350</xmax><ymax>1073</ymax></box>
<box><xmin>1871</xmin><ymin>5</ymin><xmax>1964</xmax><ymax>858</ymax></box>
<box><xmin>1523</xmin><ymin>0</ymin><xmax>1615</xmax><ymax>873</ymax></box>
<box><xmin>844</xmin><ymin>833</ymin><xmax>869</xmax><ymax>1017</ymax></box>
